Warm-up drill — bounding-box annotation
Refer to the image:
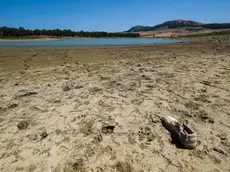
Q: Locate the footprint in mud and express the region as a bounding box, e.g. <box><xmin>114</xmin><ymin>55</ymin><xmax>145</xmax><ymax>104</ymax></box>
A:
<box><xmin>80</xmin><ymin>121</ymin><xmax>94</xmax><ymax>135</ymax></box>
<box><xmin>185</xmin><ymin>101</ymin><xmax>199</xmax><ymax>110</ymax></box>
<box><xmin>93</xmin><ymin>134</ymin><xmax>103</xmax><ymax>143</ymax></box>
<box><xmin>115</xmin><ymin>162</ymin><xmax>133</xmax><ymax>172</ymax></box>
<box><xmin>194</xmin><ymin>94</ymin><xmax>211</xmax><ymax>103</ymax></box>
<box><xmin>64</xmin><ymin>158</ymin><xmax>86</xmax><ymax>172</ymax></box>
<box><xmin>89</xmin><ymin>87</ymin><xmax>103</xmax><ymax>94</ymax></box>
<box><xmin>94</xmin><ymin>167</ymin><xmax>104</xmax><ymax>172</ymax></box>
<box><xmin>138</xmin><ymin>126</ymin><xmax>155</xmax><ymax>143</ymax></box>
<box><xmin>197</xmin><ymin>109</ymin><xmax>215</xmax><ymax>123</ymax></box>
<box><xmin>98</xmin><ymin>100</ymin><xmax>115</xmax><ymax>112</ymax></box>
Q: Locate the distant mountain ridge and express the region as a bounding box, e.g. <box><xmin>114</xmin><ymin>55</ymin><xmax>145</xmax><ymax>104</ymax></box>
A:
<box><xmin>126</xmin><ymin>20</ymin><xmax>230</xmax><ymax>32</ymax></box>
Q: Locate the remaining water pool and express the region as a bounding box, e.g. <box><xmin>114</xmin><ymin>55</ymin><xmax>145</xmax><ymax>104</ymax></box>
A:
<box><xmin>0</xmin><ymin>38</ymin><xmax>183</xmax><ymax>47</ymax></box>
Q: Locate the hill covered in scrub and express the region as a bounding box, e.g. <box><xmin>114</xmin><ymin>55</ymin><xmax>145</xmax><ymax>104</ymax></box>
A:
<box><xmin>126</xmin><ymin>20</ymin><xmax>230</xmax><ymax>32</ymax></box>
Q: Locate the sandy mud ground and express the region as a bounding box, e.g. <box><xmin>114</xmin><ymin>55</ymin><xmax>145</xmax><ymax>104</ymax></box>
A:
<box><xmin>0</xmin><ymin>36</ymin><xmax>230</xmax><ymax>172</ymax></box>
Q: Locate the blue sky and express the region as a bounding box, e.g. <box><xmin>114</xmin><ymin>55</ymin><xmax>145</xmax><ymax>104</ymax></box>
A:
<box><xmin>0</xmin><ymin>0</ymin><xmax>230</xmax><ymax>32</ymax></box>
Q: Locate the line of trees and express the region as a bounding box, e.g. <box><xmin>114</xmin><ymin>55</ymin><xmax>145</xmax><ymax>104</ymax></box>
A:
<box><xmin>0</xmin><ymin>26</ymin><xmax>140</xmax><ymax>38</ymax></box>
<box><xmin>202</xmin><ymin>23</ymin><xmax>230</xmax><ymax>29</ymax></box>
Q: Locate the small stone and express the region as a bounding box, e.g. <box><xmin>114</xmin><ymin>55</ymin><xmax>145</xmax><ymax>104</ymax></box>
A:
<box><xmin>208</xmin><ymin>118</ymin><xmax>215</xmax><ymax>124</ymax></box>
<box><xmin>74</xmin><ymin>85</ymin><xmax>84</xmax><ymax>89</ymax></box>
<box><xmin>141</xmin><ymin>74</ymin><xmax>151</xmax><ymax>80</ymax></box>
<box><xmin>100</xmin><ymin>76</ymin><xmax>110</xmax><ymax>81</ymax></box>
<box><xmin>55</xmin><ymin>129</ymin><xmax>62</xmax><ymax>135</ymax></box>
<box><xmin>8</xmin><ymin>103</ymin><xmax>18</xmax><ymax>109</ymax></box>
<box><xmin>201</xmin><ymin>50</ymin><xmax>206</xmax><ymax>54</ymax></box>
<box><xmin>94</xmin><ymin>135</ymin><xmax>103</xmax><ymax>143</ymax></box>
<box><xmin>102</xmin><ymin>124</ymin><xmax>115</xmax><ymax>134</ymax></box>
<box><xmin>40</xmin><ymin>132</ymin><xmax>48</xmax><ymax>140</ymax></box>
<box><xmin>17</xmin><ymin>121</ymin><xmax>29</xmax><ymax>130</ymax></box>
<box><xmin>63</xmin><ymin>85</ymin><xmax>71</xmax><ymax>91</ymax></box>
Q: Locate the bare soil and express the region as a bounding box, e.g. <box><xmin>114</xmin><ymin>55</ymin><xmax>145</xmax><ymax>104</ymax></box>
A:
<box><xmin>0</xmin><ymin>36</ymin><xmax>230</xmax><ymax>172</ymax></box>
<box><xmin>140</xmin><ymin>29</ymin><xmax>230</xmax><ymax>37</ymax></box>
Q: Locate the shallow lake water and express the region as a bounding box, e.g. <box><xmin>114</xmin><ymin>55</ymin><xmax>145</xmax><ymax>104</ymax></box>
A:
<box><xmin>0</xmin><ymin>38</ymin><xmax>183</xmax><ymax>47</ymax></box>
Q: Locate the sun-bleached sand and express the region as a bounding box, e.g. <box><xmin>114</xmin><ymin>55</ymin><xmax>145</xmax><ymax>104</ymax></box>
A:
<box><xmin>0</xmin><ymin>36</ymin><xmax>230</xmax><ymax>172</ymax></box>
